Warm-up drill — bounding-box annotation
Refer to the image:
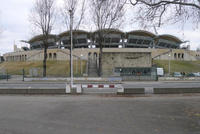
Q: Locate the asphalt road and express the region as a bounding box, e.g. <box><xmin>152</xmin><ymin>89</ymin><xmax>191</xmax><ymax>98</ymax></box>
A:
<box><xmin>123</xmin><ymin>81</ymin><xmax>200</xmax><ymax>88</ymax></box>
<box><xmin>1</xmin><ymin>81</ymin><xmax>200</xmax><ymax>88</ymax></box>
<box><xmin>0</xmin><ymin>95</ymin><xmax>199</xmax><ymax>134</ymax></box>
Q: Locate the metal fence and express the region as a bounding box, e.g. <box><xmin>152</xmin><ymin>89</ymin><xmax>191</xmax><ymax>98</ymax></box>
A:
<box><xmin>114</xmin><ymin>67</ymin><xmax>158</xmax><ymax>81</ymax></box>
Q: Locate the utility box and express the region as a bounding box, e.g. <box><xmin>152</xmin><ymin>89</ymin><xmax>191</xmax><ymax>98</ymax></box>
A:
<box><xmin>157</xmin><ymin>68</ymin><xmax>164</xmax><ymax>76</ymax></box>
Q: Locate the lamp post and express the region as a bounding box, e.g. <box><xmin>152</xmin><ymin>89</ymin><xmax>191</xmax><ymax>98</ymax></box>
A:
<box><xmin>69</xmin><ymin>9</ymin><xmax>73</xmax><ymax>89</ymax></box>
<box><xmin>168</xmin><ymin>50</ymin><xmax>171</xmax><ymax>76</ymax></box>
<box><xmin>80</xmin><ymin>54</ymin><xmax>83</xmax><ymax>75</ymax></box>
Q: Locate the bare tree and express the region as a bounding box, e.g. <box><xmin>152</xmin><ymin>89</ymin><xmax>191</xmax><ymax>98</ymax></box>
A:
<box><xmin>129</xmin><ymin>0</ymin><xmax>200</xmax><ymax>29</ymax></box>
<box><xmin>90</xmin><ymin>0</ymin><xmax>126</xmax><ymax>76</ymax></box>
<box><xmin>0</xmin><ymin>11</ymin><xmax>2</xmax><ymax>35</ymax></box>
<box><xmin>61</xmin><ymin>0</ymin><xmax>86</xmax><ymax>30</ymax></box>
<box><xmin>30</xmin><ymin>0</ymin><xmax>56</xmax><ymax>77</ymax></box>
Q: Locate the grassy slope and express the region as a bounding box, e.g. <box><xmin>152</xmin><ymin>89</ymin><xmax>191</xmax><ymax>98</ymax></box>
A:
<box><xmin>2</xmin><ymin>60</ymin><xmax>199</xmax><ymax>76</ymax></box>
<box><xmin>153</xmin><ymin>60</ymin><xmax>200</xmax><ymax>74</ymax></box>
<box><xmin>0</xmin><ymin>60</ymin><xmax>86</xmax><ymax>77</ymax></box>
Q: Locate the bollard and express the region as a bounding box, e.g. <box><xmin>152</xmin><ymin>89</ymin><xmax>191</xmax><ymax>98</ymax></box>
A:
<box><xmin>117</xmin><ymin>85</ymin><xmax>124</xmax><ymax>93</ymax></box>
<box><xmin>66</xmin><ymin>84</ymin><xmax>71</xmax><ymax>94</ymax></box>
<box><xmin>22</xmin><ymin>69</ymin><xmax>25</xmax><ymax>81</ymax></box>
<box><xmin>6</xmin><ymin>70</ymin><xmax>8</xmax><ymax>81</ymax></box>
<box><xmin>76</xmin><ymin>85</ymin><xmax>82</xmax><ymax>94</ymax></box>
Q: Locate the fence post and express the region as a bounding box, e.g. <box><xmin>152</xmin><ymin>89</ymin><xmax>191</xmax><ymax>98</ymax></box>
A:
<box><xmin>6</xmin><ymin>70</ymin><xmax>8</xmax><ymax>81</ymax></box>
<box><xmin>22</xmin><ymin>69</ymin><xmax>25</xmax><ymax>81</ymax></box>
<box><xmin>76</xmin><ymin>57</ymin><xmax>78</xmax><ymax>74</ymax></box>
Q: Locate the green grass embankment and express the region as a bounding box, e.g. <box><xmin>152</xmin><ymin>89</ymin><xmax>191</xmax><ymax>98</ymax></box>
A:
<box><xmin>153</xmin><ymin>60</ymin><xmax>200</xmax><ymax>74</ymax></box>
<box><xmin>0</xmin><ymin>60</ymin><xmax>87</xmax><ymax>77</ymax></box>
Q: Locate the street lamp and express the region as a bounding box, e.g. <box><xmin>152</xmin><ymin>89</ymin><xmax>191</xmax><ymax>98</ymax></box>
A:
<box><xmin>80</xmin><ymin>54</ymin><xmax>83</xmax><ymax>75</ymax></box>
<box><xmin>168</xmin><ymin>50</ymin><xmax>171</xmax><ymax>76</ymax></box>
<box><xmin>69</xmin><ymin>9</ymin><xmax>73</xmax><ymax>89</ymax></box>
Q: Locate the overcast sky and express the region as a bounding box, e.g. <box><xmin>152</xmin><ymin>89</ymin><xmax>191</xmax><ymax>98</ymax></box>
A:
<box><xmin>0</xmin><ymin>0</ymin><xmax>200</xmax><ymax>55</ymax></box>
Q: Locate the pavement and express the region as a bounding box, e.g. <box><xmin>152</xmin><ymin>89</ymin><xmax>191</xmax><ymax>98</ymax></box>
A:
<box><xmin>122</xmin><ymin>81</ymin><xmax>200</xmax><ymax>88</ymax></box>
<box><xmin>0</xmin><ymin>95</ymin><xmax>199</xmax><ymax>134</ymax></box>
<box><xmin>1</xmin><ymin>79</ymin><xmax>200</xmax><ymax>95</ymax></box>
<box><xmin>1</xmin><ymin>81</ymin><xmax>200</xmax><ymax>88</ymax></box>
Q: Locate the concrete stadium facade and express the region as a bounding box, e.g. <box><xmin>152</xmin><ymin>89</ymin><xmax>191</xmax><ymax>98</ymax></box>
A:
<box><xmin>3</xmin><ymin>29</ymin><xmax>200</xmax><ymax>62</ymax></box>
<box><xmin>3</xmin><ymin>29</ymin><xmax>200</xmax><ymax>78</ymax></box>
<box><xmin>27</xmin><ymin>29</ymin><xmax>184</xmax><ymax>50</ymax></box>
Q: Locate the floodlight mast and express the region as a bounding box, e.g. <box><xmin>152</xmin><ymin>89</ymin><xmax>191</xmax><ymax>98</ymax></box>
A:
<box><xmin>69</xmin><ymin>9</ymin><xmax>74</xmax><ymax>89</ymax></box>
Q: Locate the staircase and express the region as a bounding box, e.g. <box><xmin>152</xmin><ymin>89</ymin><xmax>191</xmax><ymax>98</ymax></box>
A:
<box><xmin>88</xmin><ymin>58</ymin><xmax>98</xmax><ymax>77</ymax></box>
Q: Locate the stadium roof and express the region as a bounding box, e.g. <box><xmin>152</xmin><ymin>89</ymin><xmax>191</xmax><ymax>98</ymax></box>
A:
<box><xmin>126</xmin><ymin>30</ymin><xmax>156</xmax><ymax>38</ymax></box>
<box><xmin>28</xmin><ymin>34</ymin><xmax>57</xmax><ymax>43</ymax></box>
<box><xmin>58</xmin><ymin>30</ymin><xmax>90</xmax><ymax>37</ymax></box>
<box><xmin>93</xmin><ymin>28</ymin><xmax>124</xmax><ymax>35</ymax></box>
<box><xmin>158</xmin><ymin>34</ymin><xmax>183</xmax><ymax>43</ymax></box>
<box><xmin>28</xmin><ymin>30</ymin><xmax>183</xmax><ymax>45</ymax></box>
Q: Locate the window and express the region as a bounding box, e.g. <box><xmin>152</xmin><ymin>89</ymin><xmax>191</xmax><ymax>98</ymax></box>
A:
<box><xmin>115</xmin><ymin>67</ymin><xmax>152</xmax><ymax>76</ymax></box>
<box><xmin>53</xmin><ymin>53</ymin><xmax>57</xmax><ymax>60</ymax></box>
<box><xmin>104</xmin><ymin>38</ymin><xmax>111</xmax><ymax>43</ymax></box>
<box><xmin>143</xmin><ymin>40</ymin><xmax>151</xmax><ymax>45</ymax></box>
<box><xmin>63</xmin><ymin>40</ymin><xmax>70</xmax><ymax>45</ymax></box>
<box><xmin>174</xmin><ymin>53</ymin><xmax>177</xmax><ymax>59</ymax></box>
<box><xmin>178</xmin><ymin>53</ymin><xmax>181</xmax><ymax>59</ymax></box>
<box><xmin>182</xmin><ymin>53</ymin><xmax>184</xmax><ymax>59</ymax></box>
<box><xmin>49</xmin><ymin>53</ymin><xmax>52</xmax><ymax>59</ymax></box>
<box><xmin>111</xmin><ymin>38</ymin><xmax>120</xmax><ymax>43</ymax></box>
<box><xmin>136</xmin><ymin>39</ymin><xmax>143</xmax><ymax>44</ymax></box>
<box><xmin>78</xmin><ymin>39</ymin><xmax>86</xmax><ymax>44</ymax></box>
<box><xmin>128</xmin><ymin>39</ymin><xmax>137</xmax><ymax>43</ymax></box>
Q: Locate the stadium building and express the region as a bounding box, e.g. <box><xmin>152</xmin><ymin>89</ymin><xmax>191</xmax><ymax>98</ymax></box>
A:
<box><xmin>3</xmin><ymin>29</ymin><xmax>200</xmax><ymax>78</ymax></box>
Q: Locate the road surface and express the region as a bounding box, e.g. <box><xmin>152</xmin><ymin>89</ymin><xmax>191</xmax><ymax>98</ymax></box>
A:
<box><xmin>0</xmin><ymin>95</ymin><xmax>199</xmax><ymax>134</ymax></box>
<box><xmin>1</xmin><ymin>81</ymin><xmax>200</xmax><ymax>88</ymax></box>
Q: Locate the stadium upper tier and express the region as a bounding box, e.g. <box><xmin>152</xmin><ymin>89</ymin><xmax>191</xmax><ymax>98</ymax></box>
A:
<box><xmin>28</xmin><ymin>34</ymin><xmax>57</xmax><ymax>50</ymax></box>
<box><xmin>28</xmin><ymin>29</ymin><xmax>183</xmax><ymax>50</ymax></box>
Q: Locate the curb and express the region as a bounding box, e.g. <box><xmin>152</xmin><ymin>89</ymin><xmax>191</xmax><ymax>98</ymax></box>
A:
<box><xmin>0</xmin><ymin>87</ymin><xmax>65</xmax><ymax>94</ymax></box>
<box><xmin>1</xmin><ymin>87</ymin><xmax>200</xmax><ymax>95</ymax></box>
<box><xmin>118</xmin><ymin>87</ymin><xmax>200</xmax><ymax>94</ymax></box>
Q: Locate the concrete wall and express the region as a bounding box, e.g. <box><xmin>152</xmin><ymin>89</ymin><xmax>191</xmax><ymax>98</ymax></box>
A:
<box><xmin>102</xmin><ymin>51</ymin><xmax>152</xmax><ymax>76</ymax></box>
<box><xmin>3</xmin><ymin>48</ymin><xmax>200</xmax><ymax>62</ymax></box>
<box><xmin>153</xmin><ymin>49</ymin><xmax>197</xmax><ymax>61</ymax></box>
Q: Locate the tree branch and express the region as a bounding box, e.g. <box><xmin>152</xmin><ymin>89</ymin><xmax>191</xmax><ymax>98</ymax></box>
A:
<box><xmin>133</xmin><ymin>0</ymin><xmax>200</xmax><ymax>10</ymax></box>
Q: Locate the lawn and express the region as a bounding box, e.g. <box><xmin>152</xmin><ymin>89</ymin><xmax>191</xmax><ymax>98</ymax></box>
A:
<box><xmin>153</xmin><ymin>60</ymin><xmax>200</xmax><ymax>74</ymax></box>
<box><xmin>0</xmin><ymin>60</ymin><xmax>87</xmax><ymax>77</ymax></box>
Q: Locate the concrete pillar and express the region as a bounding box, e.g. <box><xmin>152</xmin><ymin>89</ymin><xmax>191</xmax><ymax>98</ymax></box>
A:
<box><xmin>76</xmin><ymin>57</ymin><xmax>78</xmax><ymax>74</ymax></box>
<box><xmin>80</xmin><ymin>59</ymin><xmax>82</xmax><ymax>76</ymax></box>
<box><xmin>17</xmin><ymin>56</ymin><xmax>20</xmax><ymax>61</ymax></box>
<box><xmin>22</xmin><ymin>55</ymin><xmax>24</xmax><ymax>61</ymax></box>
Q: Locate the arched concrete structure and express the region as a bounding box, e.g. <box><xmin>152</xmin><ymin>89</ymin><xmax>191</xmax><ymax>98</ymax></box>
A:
<box><xmin>58</xmin><ymin>30</ymin><xmax>90</xmax><ymax>49</ymax></box>
<box><xmin>126</xmin><ymin>30</ymin><xmax>155</xmax><ymax>48</ymax></box>
<box><xmin>92</xmin><ymin>29</ymin><xmax>124</xmax><ymax>48</ymax></box>
<box><xmin>28</xmin><ymin>34</ymin><xmax>57</xmax><ymax>50</ymax></box>
<box><xmin>157</xmin><ymin>34</ymin><xmax>182</xmax><ymax>49</ymax></box>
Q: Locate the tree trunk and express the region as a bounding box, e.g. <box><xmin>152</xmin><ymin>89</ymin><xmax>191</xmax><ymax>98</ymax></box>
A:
<box><xmin>98</xmin><ymin>46</ymin><xmax>103</xmax><ymax>77</ymax></box>
<box><xmin>69</xmin><ymin>47</ymin><xmax>71</xmax><ymax>77</ymax></box>
<box><xmin>98</xmin><ymin>32</ymin><xmax>103</xmax><ymax>77</ymax></box>
<box><xmin>43</xmin><ymin>46</ymin><xmax>47</xmax><ymax>77</ymax></box>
